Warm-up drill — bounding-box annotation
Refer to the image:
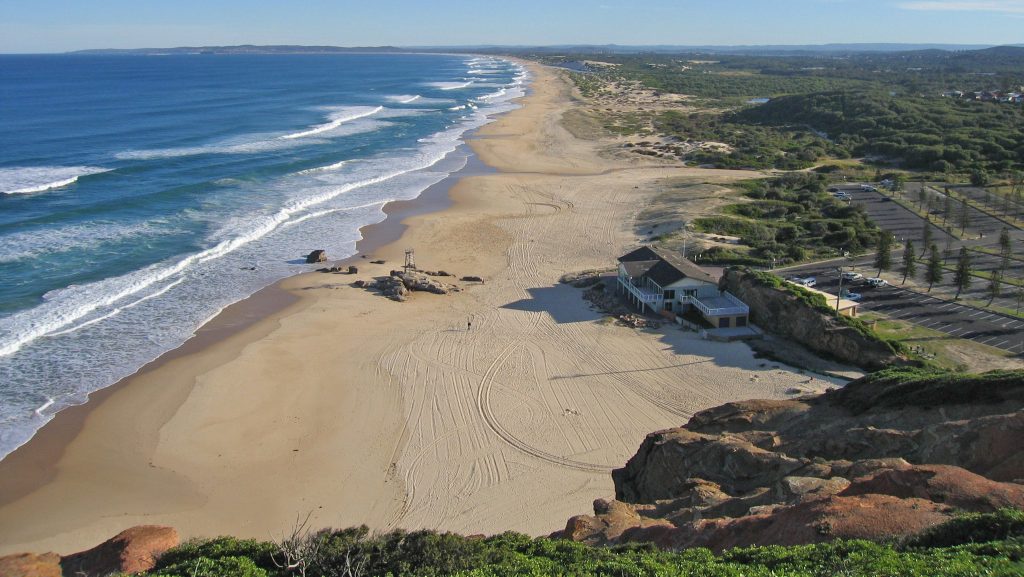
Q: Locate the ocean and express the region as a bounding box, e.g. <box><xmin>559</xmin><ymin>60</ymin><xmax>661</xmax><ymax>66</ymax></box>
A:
<box><xmin>0</xmin><ymin>53</ymin><xmax>525</xmax><ymax>460</ymax></box>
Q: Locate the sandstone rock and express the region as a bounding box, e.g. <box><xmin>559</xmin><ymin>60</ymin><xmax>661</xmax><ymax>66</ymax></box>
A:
<box><xmin>353</xmin><ymin>280</ymin><xmax>366</xmax><ymax>288</ymax></box>
<box><xmin>563</xmin><ymin>499</ymin><xmax>674</xmax><ymax>545</ymax></box>
<box><xmin>561</xmin><ymin>367</ymin><xmax>1024</xmax><ymax>550</ymax></box>
<box><xmin>0</xmin><ymin>552</ymin><xmax>61</xmax><ymax>577</ymax></box>
<box><xmin>461</xmin><ymin>275</ymin><xmax>484</xmax><ymax>283</ymax></box>
<box><xmin>775</xmin><ymin>476</ymin><xmax>851</xmax><ymax>503</ymax></box>
<box><xmin>719</xmin><ymin>268</ymin><xmax>905</xmax><ymax>370</ymax></box>
<box><xmin>613</xmin><ymin>429</ymin><xmax>810</xmax><ymax>501</ymax></box>
<box><xmin>841</xmin><ymin>464</ymin><xmax>1024</xmax><ymax>512</ymax></box>
<box><xmin>687</xmin><ymin>399</ymin><xmax>810</xmax><ymax>434</ymax></box>
<box><xmin>305</xmin><ymin>249</ymin><xmax>327</xmax><ymax>264</ymax></box>
<box><xmin>61</xmin><ymin>525</ymin><xmax>179</xmax><ymax>576</ymax></box>
<box><xmin>348</xmin><ymin>265</ymin><xmax>359</xmax><ymax>274</ymax></box>
<box><xmin>371</xmin><ymin>260</ymin><xmax>386</xmax><ymax>264</ymax></box>
<box><xmin>633</xmin><ymin>494</ymin><xmax>951</xmax><ymax>552</ymax></box>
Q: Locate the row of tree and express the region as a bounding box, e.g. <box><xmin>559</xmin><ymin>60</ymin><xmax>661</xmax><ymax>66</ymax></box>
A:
<box><xmin>877</xmin><ymin>225</ymin><xmax>1019</xmax><ymax>307</ymax></box>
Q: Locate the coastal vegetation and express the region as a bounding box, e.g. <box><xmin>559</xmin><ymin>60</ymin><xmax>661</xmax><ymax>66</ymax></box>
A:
<box><xmin>691</xmin><ymin>173</ymin><xmax>879</xmax><ymax>267</ymax></box>
<box><xmin>128</xmin><ymin>510</ymin><xmax>1024</xmax><ymax>576</ymax></box>
<box><xmin>117</xmin><ymin>512</ymin><xmax>1024</xmax><ymax>573</ymax></box>
<box><xmin>543</xmin><ymin>47</ymin><xmax>1024</xmax><ymax>174</ymax></box>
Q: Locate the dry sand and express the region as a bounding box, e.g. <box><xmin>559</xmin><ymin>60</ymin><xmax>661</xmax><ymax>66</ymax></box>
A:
<box><xmin>0</xmin><ymin>63</ymin><xmax>837</xmax><ymax>555</ymax></box>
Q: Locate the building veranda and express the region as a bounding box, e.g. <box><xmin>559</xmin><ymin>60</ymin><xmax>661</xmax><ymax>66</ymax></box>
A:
<box><xmin>616</xmin><ymin>246</ymin><xmax>750</xmax><ymax>329</ymax></box>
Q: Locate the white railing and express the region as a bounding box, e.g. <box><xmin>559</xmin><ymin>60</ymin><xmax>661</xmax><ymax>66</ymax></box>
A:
<box><xmin>682</xmin><ymin>291</ymin><xmax>749</xmax><ymax>317</ymax></box>
<box><xmin>619</xmin><ymin>278</ymin><xmax>662</xmax><ymax>304</ymax></box>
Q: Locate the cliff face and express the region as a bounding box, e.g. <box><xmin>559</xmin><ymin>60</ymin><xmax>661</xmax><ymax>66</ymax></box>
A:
<box><xmin>719</xmin><ymin>268</ymin><xmax>903</xmax><ymax>370</ymax></box>
<box><xmin>561</xmin><ymin>369</ymin><xmax>1024</xmax><ymax>550</ymax></box>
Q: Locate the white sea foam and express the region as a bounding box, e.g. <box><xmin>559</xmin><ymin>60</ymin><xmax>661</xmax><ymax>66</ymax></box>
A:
<box><xmin>281</xmin><ymin>105</ymin><xmax>384</xmax><ymax>139</ymax></box>
<box><xmin>386</xmin><ymin>94</ymin><xmax>422</xmax><ymax>104</ymax></box>
<box><xmin>0</xmin><ymin>220</ymin><xmax>168</xmax><ymax>264</ymax></box>
<box><xmin>297</xmin><ymin>159</ymin><xmax>350</xmax><ymax>175</ymax></box>
<box><xmin>0</xmin><ymin>166</ymin><xmax>109</xmax><ymax>195</ymax></box>
<box><xmin>429</xmin><ymin>80</ymin><xmax>474</xmax><ymax>91</ymax></box>
<box><xmin>474</xmin><ymin>88</ymin><xmax>508</xmax><ymax>102</ymax></box>
<box><xmin>117</xmin><ymin>120</ymin><xmax>386</xmax><ymax>160</ymax></box>
<box><xmin>0</xmin><ymin>127</ymin><xmax>473</xmax><ymax>359</ymax></box>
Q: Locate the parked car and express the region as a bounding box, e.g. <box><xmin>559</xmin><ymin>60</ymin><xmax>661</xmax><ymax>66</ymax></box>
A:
<box><xmin>841</xmin><ymin>271</ymin><xmax>863</xmax><ymax>281</ymax></box>
<box><xmin>865</xmin><ymin>277</ymin><xmax>888</xmax><ymax>288</ymax></box>
<box><xmin>843</xmin><ymin>291</ymin><xmax>863</xmax><ymax>302</ymax></box>
<box><xmin>860</xmin><ymin>184</ymin><xmax>877</xmax><ymax>192</ymax></box>
<box><xmin>800</xmin><ymin>277</ymin><xmax>817</xmax><ymax>287</ymax></box>
<box><xmin>827</xmin><ymin>187</ymin><xmax>839</xmax><ymax>192</ymax></box>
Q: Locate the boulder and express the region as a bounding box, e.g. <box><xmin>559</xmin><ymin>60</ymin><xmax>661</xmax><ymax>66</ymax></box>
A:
<box><xmin>613</xmin><ymin>429</ymin><xmax>809</xmax><ymax>501</ymax></box>
<box><xmin>305</xmin><ymin>249</ymin><xmax>328</xmax><ymax>264</ymax></box>
<box><xmin>840</xmin><ymin>464</ymin><xmax>1024</xmax><ymax>512</ymax></box>
<box><xmin>0</xmin><ymin>553</ymin><xmax>61</xmax><ymax>577</ymax></box>
<box><xmin>461</xmin><ymin>276</ymin><xmax>484</xmax><ymax>283</ymax></box>
<box><xmin>348</xmin><ymin>265</ymin><xmax>359</xmax><ymax>274</ymax></box>
<box><xmin>61</xmin><ymin>525</ymin><xmax>179</xmax><ymax>576</ymax></box>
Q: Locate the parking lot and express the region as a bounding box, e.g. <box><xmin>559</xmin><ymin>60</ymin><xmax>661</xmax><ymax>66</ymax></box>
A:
<box><xmin>779</xmin><ymin>182</ymin><xmax>1024</xmax><ymax>356</ymax></box>
<box><xmin>829</xmin><ymin>183</ymin><xmax>1024</xmax><ymax>313</ymax></box>
<box><xmin>781</xmin><ymin>266</ymin><xmax>1024</xmax><ymax>355</ymax></box>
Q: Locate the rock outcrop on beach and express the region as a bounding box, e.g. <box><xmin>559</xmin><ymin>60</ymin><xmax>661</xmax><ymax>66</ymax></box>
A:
<box><xmin>719</xmin><ymin>268</ymin><xmax>906</xmax><ymax>370</ymax></box>
<box><xmin>0</xmin><ymin>525</ymin><xmax>178</xmax><ymax>577</ymax></box>
<box><xmin>372</xmin><ymin>270</ymin><xmax>459</xmax><ymax>301</ymax></box>
<box><xmin>305</xmin><ymin>249</ymin><xmax>328</xmax><ymax>264</ymax></box>
<box><xmin>558</xmin><ymin>368</ymin><xmax>1024</xmax><ymax>550</ymax></box>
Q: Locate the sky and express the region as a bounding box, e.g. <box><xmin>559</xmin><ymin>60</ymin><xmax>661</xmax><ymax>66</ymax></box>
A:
<box><xmin>1</xmin><ymin>0</ymin><xmax>1023</xmax><ymax>53</ymax></box>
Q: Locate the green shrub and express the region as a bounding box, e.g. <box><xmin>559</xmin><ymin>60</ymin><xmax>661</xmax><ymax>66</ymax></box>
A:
<box><xmin>907</xmin><ymin>509</ymin><xmax>1024</xmax><ymax>549</ymax></box>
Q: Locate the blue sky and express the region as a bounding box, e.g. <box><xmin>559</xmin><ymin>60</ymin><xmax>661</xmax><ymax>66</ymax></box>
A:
<box><xmin>1</xmin><ymin>0</ymin><xmax>1022</xmax><ymax>53</ymax></box>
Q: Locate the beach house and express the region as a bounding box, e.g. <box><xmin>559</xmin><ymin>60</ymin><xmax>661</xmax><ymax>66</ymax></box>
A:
<box><xmin>616</xmin><ymin>246</ymin><xmax>750</xmax><ymax>328</ymax></box>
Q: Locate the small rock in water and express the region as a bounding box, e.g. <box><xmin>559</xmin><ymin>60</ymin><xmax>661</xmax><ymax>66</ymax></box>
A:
<box><xmin>305</xmin><ymin>249</ymin><xmax>328</xmax><ymax>264</ymax></box>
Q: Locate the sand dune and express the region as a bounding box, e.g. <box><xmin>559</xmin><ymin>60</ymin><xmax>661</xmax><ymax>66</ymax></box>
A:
<box><xmin>0</xmin><ymin>63</ymin><xmax>838</xmax><ymax>554</ymax></box>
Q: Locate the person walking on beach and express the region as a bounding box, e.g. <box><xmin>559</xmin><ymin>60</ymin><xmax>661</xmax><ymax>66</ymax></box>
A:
<box><xmin>467</xmin><ymin>318</ymin><xmax>472</xmax><ymax>331</ymax></box>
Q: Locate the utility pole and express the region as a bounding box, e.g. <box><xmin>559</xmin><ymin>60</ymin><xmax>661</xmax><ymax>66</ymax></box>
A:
<box><xmin>835</xmin><ymin>266</ymin><xmax>844</xmax><ymax>317</ymax></box>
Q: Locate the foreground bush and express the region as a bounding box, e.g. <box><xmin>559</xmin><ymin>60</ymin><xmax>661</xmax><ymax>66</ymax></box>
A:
<box><xmin>139</xmin><ymin>510</ymin><xmax>1024</xmax><ymax>577</ymax></box>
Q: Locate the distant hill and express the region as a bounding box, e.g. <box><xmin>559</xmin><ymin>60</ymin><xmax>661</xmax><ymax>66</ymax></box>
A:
<box><xmin>65</xmin><ymin>43</ymin><xmax>1023</xmax><ymax>57</ymax></box>
<box><xmin>68</xmin><ymin>44</ymin><xmax>404</xmax><ymax>55</ymax></box>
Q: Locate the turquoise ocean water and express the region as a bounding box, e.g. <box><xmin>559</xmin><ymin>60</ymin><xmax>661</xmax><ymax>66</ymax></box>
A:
<box><xmin>0</xmin><ymin>53</ymin><xmax>525</xmax><ymax>459</ymax></box>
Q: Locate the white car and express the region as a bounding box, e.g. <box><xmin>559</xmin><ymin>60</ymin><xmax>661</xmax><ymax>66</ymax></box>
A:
<box><xmin>841</xmin><ymin>272</ymin><xmax>863</xmax><ymax>281</ymax></box>
<box><xmin>865</xmin><ymin>277</ymin><xmax>888</xmax><ymax>288</ymax></box>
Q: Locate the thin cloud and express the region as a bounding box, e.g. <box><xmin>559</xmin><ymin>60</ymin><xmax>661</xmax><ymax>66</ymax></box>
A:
<box><xmin>900</xmin><ymin>1</ymin><xmax>1024</xmax><ymax>13</ymax></box>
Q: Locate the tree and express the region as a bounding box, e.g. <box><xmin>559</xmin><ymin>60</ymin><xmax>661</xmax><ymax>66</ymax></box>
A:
<box><xmin>987</xmin><ymin>268</ymin><xmax>1003</xmax><ymax>305</ymax></box>
<box><xmin>999</xmin><ymin>227</ymin><xmax>1012</xmax><ymax>264</ymax></box>
<box><xmin>959</xmin><ymin>198</ymin><xmax>970</xmax><ymax>235</ymax></box>
<box><xmin>875</xmin><ymin>231</ymin><xmax>893</xmax><ymax>276</ymax></box>
<box><xmin>918</xmin><ymin>187</ymin><xmax>927</xmax><ymax>210</ymax></box>
<box><xmin>926</xmin><ymin>244</ymin><xmax>943</xmax><ymax>292</ymax></box>
<box><xmin>943</xmin><ymin>193</ymin><xmax>953</xmax><ymax>226</ymax></box>
<box><xmin>970</xmin><ymin>169</ymin><xmax>990</xmax><ymax>187</ymax></box>
<box><xmin>953</xmin><ymin>246</ymin><xmax>972</xmax><ymax>299</ymax></box>
<box><xmin>921</xmin><ymin>218</ymin><xmax>933</xmax><ymax>257</ymax></box>
<box><xmin>901</xmin><ymin>240</ymin><xmax>917</xmax><ymax>285</ymax></box>
<box><xmin>893</xmin><ymin>173</ymin><xmax>907</xmax><ymax>194</ymax></box>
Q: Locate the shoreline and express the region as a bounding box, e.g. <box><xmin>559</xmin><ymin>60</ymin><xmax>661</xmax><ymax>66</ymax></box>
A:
<box><xmin>0</xmin><ymin>62</ymin><xmax>839</xmax><ymax>555</ymax></box>
<box><xmin>0</xmin><ymin>143</ymin><xmax>492</xmax><ymax>509</ymax></box>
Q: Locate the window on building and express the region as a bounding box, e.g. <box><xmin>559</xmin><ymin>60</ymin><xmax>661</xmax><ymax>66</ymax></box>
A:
<box><xmin>665</xmin><ymin>301</ymin><xmax>673</xmax><ymax>311</ymax></box>
<box><xmin>718</xmin><ymin>318</ymin><xmax>730</xmax><ymax>328</ymax></box>
<box><xmin>664</xmin><ymin>290</ymin><xmax>675</xmax><ymax>300</ymax></box>
<box><xmin>736</xmin><ymin>316</ymin><xmax>747</xmax><ymax>327</ymax></box>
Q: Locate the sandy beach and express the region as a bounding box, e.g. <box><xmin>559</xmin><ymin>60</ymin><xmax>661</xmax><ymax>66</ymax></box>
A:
<box><xmin>0</xmin><ymin>63</ymin><xmax>835</xmax><ymax>555</ymax></box>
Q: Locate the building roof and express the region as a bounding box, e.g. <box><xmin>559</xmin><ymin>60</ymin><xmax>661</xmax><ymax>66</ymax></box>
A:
<box><xmin>621</xmin><ymin>259</ymin><xmax>659</xmax><ymax>278</ymax></box>
<box><xmin>617</xmin><ymin>245</ymin><xmax>717</xmax><ymax>286</ymax></box>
